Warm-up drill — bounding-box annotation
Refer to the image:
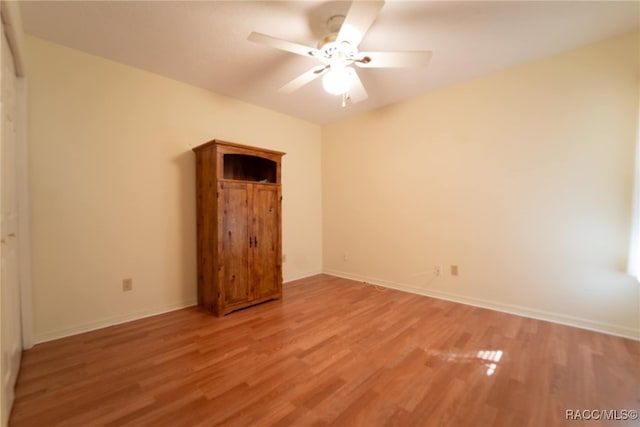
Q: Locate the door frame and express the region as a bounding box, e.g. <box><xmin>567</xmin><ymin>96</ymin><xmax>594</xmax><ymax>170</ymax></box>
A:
<box><xmin>1</xmin><ymin>0</ymin><xmax>33</xmax><ymax>350</ymax></box>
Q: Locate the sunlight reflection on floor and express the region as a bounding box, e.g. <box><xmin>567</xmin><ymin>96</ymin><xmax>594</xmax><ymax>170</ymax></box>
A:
<box><xmin>429</xmin><ymin>348</ymin><xmax>504</xmax><ymax>376</ymax></box>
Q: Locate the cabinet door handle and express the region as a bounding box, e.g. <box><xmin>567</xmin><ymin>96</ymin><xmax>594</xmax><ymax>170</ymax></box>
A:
<box><xmin>254</xmin><ymin>237</ymin><xmax>258</xmax><ymax>248</ymax></box>
<box><xmin>249</xmin><ymin>236</ymin><xmax>253</xmax><ymax>248</ymax></box>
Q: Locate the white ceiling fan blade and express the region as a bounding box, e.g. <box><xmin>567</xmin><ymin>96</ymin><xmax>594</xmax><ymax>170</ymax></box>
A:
<box><xmin>356</xmin><ymin>51</ymin><xmax>432</xmax><ymax>68</ymax></box>
<box><xmin>249</xmin><ymin>32</ymin><xmax>319</xmax><ymax>58</ymax></box>
<box><xmin>337</xmin><ymin>0</ymin><xmax>385</xmax><ymax>47</ymax></box>
<box><xmin>349</xmin><ymin>69</ymin><xmax>368</xmax><ymax>103</ymax></box>
<box><xmin>280</xmin><ymin>66</ymin><xmax>327</xmax><ymax>94</ymax></box>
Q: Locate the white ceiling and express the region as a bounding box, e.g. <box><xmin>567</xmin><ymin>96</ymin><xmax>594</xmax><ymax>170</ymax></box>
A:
<box><xmin>20</xmin><ymin>1</ymin><xmax>640</xmax><ymax>124</ymax></box>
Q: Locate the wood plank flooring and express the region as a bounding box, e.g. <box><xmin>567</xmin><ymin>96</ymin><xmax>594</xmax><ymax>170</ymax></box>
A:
<box><xmin>9</xmin><ymin>275</ymin><xmax>640</xmax><ymax>426</ymax></box>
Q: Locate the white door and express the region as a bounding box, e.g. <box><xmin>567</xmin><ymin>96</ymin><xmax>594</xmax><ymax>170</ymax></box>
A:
<box><xmin>1</xmin><ymin>24</ymin><xmax>23</xmax><ymax>426</ymax></box>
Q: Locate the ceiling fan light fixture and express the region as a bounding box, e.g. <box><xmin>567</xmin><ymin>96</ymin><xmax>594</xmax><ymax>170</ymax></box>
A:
<box><xmin>322</xmin><ymin>66</ymin><xmax>355</xmax><ymax>96</ymax></box>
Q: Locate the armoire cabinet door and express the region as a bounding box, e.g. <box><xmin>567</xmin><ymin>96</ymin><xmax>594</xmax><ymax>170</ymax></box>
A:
<box><xmin>218</xmin><ymin>182</ymin><xmax>251</xmax><ymax>306</ymax></box>
<box><xmin>250</xmin><ymin>185</ymin><xmax>281</xmax><ymax>299</ymax></box>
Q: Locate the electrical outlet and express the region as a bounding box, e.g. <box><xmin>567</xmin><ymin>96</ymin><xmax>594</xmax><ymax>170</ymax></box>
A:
<box><xmin>433</xmin><ymin>265</ymin><xmax>441</xmax><ymax>277</ymax></box>
<box><xmin>343</xmin><ymin>252</ymin><xmax>348</xmax><ymax>261</ymax></box>
<box><xmin>282</xmin><ymin>254</ymin><xmax>287</xmax><ymax>263</ymax></box>
<box><xmin>451</xmin><ymin>265</ymin><xmax>459</xmax><ymax>276</ymax></box>
<box><xmin>122</xmin><ymin>278</ymin><xmax>133</xmax><ymax>292</ymax></box>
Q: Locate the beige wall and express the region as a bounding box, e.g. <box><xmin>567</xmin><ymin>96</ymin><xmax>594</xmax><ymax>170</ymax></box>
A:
<box><xmin>26</xmin><ymin>29</ymin><xmax>640</xmax><ymax>342</ymax></box>
<box><xmin>323</xmin><ymin>31</ymin><xmax>640</xmax><ymax>338</ymax></box>
<box><xmin>26</xmin><ymin>36</ymin><xmax>322</xmax><ymax>342</ymax></box>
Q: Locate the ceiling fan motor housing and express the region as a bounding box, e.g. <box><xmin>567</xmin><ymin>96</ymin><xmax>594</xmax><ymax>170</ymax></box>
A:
<box><xmin>317</xmin><ymin>15</ymin><xmax>358</xmax><ymax>63</ymax></box>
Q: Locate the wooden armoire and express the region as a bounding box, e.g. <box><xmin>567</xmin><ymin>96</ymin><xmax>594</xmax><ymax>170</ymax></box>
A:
<box><xmin>192</xmin><ymin>139</ymin><xmax>284</xmax><ymax>316</ymax></box>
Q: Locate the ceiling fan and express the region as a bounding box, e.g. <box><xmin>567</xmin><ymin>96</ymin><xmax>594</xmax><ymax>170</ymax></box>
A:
<box><xmin>248</xmin><ymin>0</ymin><xmax>432</xmax><ymax>107</ymax></box>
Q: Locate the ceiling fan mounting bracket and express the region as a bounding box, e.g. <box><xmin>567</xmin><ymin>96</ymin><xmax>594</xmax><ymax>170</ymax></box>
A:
<box><xmin>325</xmin><ymin>15</ymin><xmax>345</xmax><ymax>34</ymax></box>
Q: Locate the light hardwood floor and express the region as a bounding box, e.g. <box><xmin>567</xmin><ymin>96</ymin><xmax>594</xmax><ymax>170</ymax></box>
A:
<box><xmin>10</xmin><ymin>275</ymin><xmax>640</xmax><ymax>426</ymax></box>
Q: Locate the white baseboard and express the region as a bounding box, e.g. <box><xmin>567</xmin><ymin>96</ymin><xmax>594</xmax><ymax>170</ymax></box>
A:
<box><xmin>33</xmin><ymin>300</ymin><xmax>198</xmax><ymax>344</ymax></box>
<box><xmin>324</xmin><ymin>269</ymin><xmax>640</xmax><ymax>341</ymax></box>
<box><xmin>33</xmin><ymin>270</ymin><xmax>638</xmax><ymax>343</ymax></box>
<box><xmin>32</xmin><ymin>272</ymin><xmax>323</xmax><ymax>345</ymax></box>
<box><xmin>284</xmin><ymin>270</ymin><xmax>323</xmax><ymax>283</ymax></box>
